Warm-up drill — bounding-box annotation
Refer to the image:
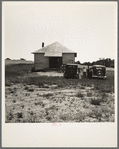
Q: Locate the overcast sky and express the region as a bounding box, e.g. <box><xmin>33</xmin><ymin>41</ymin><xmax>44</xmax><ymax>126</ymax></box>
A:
<box><xmin>3</xmin><ymin>2</ymin><xmax>117</xmax><ymax>63</ymax></box>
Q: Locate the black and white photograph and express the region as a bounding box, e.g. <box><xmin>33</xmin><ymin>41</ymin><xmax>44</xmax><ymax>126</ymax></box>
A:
<box><xmin>2</xmin><ymin>1</ymin><xmax>117</xmax><ymax>147</ymax></box>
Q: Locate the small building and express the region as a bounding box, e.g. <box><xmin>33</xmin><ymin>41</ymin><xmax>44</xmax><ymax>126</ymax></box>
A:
<box><xmin>32</xmin><ymin>42</ymin><xmax>77</xmax><ymax>70</ymax></box>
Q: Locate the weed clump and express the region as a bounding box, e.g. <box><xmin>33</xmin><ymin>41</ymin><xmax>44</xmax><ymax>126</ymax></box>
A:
<box><xmin>80</xmin><ymin>86</ymin><xmax>85</xmax><ymax>89</ymax></box>
<box><xmin>38</xmin><ymin>82</ymin><xmax>44</xmax><ymax>88</ymax></box>
<box><xmin>5</xmin><ymin>82</ymin><xmax>12</xmax><ymax>86</ymax></box>
<box><xmin>24</xmin><ymin>86</ymin><xmax>34</xmax><ymax>92</ymax></box>
<box><xmin>76</xmin><ymin>92</ymin><xmax>84</xmax><ymax>98</ymax></box>
<box><xmin>28</xmin><ymin>88</ymin><xmax>34</xmax><ymax>92</ymax></box>
<box><xmin>24</xmin><ymin>86</ymin><xmax>29</xmax><ymax>90</ymax></box>
<box><xmin>13</xmin><ymin>99</ymin><xmax>16</xmax><ymax>103</ymax></box>
<box><xmin>100</xmin><ymin>88</ymin><xmax>112</xmax><ymax>93</ymax></box>
<box><xmin>6</xmin><ymin>110</ymin><xmax>14</xmax><ymax>121</ymax></box>
<box><xmin>90</xmin><ymin>98</ymin><xmax>104</xmax><ymax>105</ymax></box>
<box><xmin>17</xmin><ymin>112</ymin><xmax>23</xmax><ymax>118</ymax></box>
<box><xmin>87</xmin><ymin>92</ymin><xmax>92</xmax><ymax>97</ymax></box>
<box><xmin>43</xmin><ymin>93</ymin><xmax>53</xmax><ymax>98</ymax></box>
<box><xmin>34</xmin><ymin>101</ymin><xmax>44</xmax><ymax>106</ymax></box>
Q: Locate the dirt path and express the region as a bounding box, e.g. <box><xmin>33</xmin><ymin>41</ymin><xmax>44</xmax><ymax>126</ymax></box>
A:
<box><xmin>36</xmin><ymin>71</ymin><xmax>63</xmax><ymax>77</ymax></box>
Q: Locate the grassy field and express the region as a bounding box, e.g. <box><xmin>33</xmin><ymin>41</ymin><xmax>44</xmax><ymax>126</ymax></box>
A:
<box><xmin>5</xmin><ymin>62</ymin><xmax>115</xmax><ymax>123</ymax></box>
<box><xmin>5</xmin><ymin>59</ymin><xmax>33</xmax><ymax>65</ymax></box>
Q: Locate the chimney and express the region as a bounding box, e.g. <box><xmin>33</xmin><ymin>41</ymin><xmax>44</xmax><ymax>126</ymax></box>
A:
<box><xmin>42</xmin><ymin>42</ymin><xmax>44</xmax><ymax>47</ymax></box>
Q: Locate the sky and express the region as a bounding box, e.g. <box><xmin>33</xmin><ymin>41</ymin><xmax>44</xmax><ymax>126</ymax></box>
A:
<box><xmin>2</xmin><ymin>2</ymin><xmax>117</xmax><ymax>63</ymax></box>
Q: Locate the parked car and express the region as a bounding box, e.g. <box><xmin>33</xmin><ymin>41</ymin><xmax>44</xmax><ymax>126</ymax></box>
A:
<box><xmin>64</xmin><ymin>64</ymin><xmax>79</xmax><ymax>79</ymax></box>
<box><xmin>89</xmin><ymin>65</ymin><xmax>106</xmax><ymax>79</ymax></box>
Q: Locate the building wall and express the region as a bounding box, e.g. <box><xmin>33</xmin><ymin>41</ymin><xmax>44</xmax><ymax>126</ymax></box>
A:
<box><xmin>62</xmin><ymin>53</ymin><xmax>75</xmax><ymax>64</ymax></box>
<box><xmin>34</xmin><ymin>53</ymin><xmax>49</xmax><ymax>70</ymax></box>
<box><xmin>34</xmin><ymin>53</ymin><xmax>76</xmax><ymax>70</ymax></box>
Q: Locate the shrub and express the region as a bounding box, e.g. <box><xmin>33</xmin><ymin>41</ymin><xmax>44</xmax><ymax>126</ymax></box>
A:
<box><xmin>90</xmin><ymin>98</ymin><xmax>103</xmax><ymax>105</ymax></box>
<box><xmin>76</xmin><ymin>92</ymin><xmax>84</xmax><ymax>98</ymax></box>
<box><xmin>43</xmin><ymin>93</ymin><xmax>53</xmax><ymax>98</ymax></box>
<box><xmin>80</xmin><ymin>86</ymin><xmax>85</xmax><ymax>89</ymax></box>
<box><xmin>81</xmin><ymin>83</ymin><xmax>86</xmax><ymax>86</ymax></box>
<box><xmin>38</xmin><ymin>82</ymin><xmax>44</xmax><ymax>88</ymax></box>
<box><xmin>95</xmin><ymin>85</ymin><xmax>99</xmax><ymax>90</ymax></box>
<box><xmin>100</xmin><ymin>88</ymin><xmax>112</xmax><ymax>93</ymax></box>
<box><xmin>28</xmin><ymin>88</ymin><xmax>34</xmax><ymax>92</ymax></box>
<box><xmin>87</xmin><ymin>84</ymin><xmax>92</xmax><ymax>87</ymax></box>
<box><xmin>46</xmin><ymin>116</ymin><xmax>52</xmax><ymax>121</ymax></box>
<box><xmin>58</xmin><ymin>82</ymin><xmax>65</xmax><ymax>88</ymax></box>
<box><xmin>24</xmin><ymin>86</ymin><xmax>29</xmax><ymax>90</ymax></box>
<box><xmin>21</xmin><ymin>105</ymin><xmax>24</xmax><ymax>109</ymax></box>
<box><xmin>29</xmin><ymin>111</ymin><xmax>34</xmax><ymax>116</ymax></box>
<box><xmin>101</xmin><ymin>93</ymin><xmax>108</xmax><ymax>100</ymax></box>
<box><xmin>87</xmin><ymin>110</ymin><xmax>102</xmax><ymax>121</ymax></box>
<box><xmin>87</xmin><ymin>92</ymin><xmax>92</xmax><ymax>97</ymax></box>
<box><xmin>34</xmin><ymin>101</ymin><xmax>43</xmax><ymax>106</ymax></box>
<box><xmin>31</xmin><ymin>67</ymin><xmax>35</xmax><ymax>72</ymax></box>
<box><xmin>24</xmin><ymin>86</ymin><xmax>34</xmax><ymax>92</ymax></box>
<box><xmin>13</xmin><ymin>99</ymin><xmax>16</xmax><ymax>103</ymax></box>
<box><xmin>17</xmin><ymin>112</ymin><xmax>23</xmax><ymax>118</ymax></box>
<box><xmin>6</xmin><ymin>110</ymin><xmax>14</xmax><ymax>121</ymax></box>
<box><xmin>5</xmin><ymin>82</ymin><xmax>12</xmax><ymax>86</ymax></box>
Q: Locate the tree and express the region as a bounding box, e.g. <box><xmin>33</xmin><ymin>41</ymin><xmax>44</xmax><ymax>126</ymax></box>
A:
<box><xmin>20</xmin><ymin>58</ymin><xmax>26</xmax><ymax>60</ymax></box>
<box><xmin>6</xmin><ymin>58</ymin><xmax>11</xmax><ymax>60</ymax></box>
<box><xmin>75</xmin><ymin>61</ymin><xmax>80</xmax><ymax>64</ymax></box>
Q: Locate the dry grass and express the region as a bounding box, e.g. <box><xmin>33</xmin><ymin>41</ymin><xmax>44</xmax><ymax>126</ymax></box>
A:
<box><xmin>5</xmin><ymin>59</ymin><xmax>33</xmax><ymax>65</ymax></box>
<box><xmin>5</xmin><ymin>63</ymin><xmax>115</xmax><ymax>123</ymax></box>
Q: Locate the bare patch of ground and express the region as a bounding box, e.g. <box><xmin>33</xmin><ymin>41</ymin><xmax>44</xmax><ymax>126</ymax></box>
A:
<box><xmin>36</xmin><ymin>71</ymin><xmax>63</xmax><ymax>77</ymax></box>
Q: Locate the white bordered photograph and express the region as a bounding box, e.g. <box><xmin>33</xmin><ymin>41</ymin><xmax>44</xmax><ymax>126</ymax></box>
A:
<box><xmin>2</xmin><ymin>1</ymin><xmax>117</xmax><ymax>147</ymax></box>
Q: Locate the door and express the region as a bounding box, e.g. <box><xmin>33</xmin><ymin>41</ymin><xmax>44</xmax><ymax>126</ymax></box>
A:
<box><xmin>49</xmin><ymin>57</ymin><xmax>62</xmax><ymax>68</ymax></box>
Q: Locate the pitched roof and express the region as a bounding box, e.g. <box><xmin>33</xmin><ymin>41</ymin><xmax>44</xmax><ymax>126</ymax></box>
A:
<box><xmin>32</xmin><ymin>42</ymin><xmax>76</xmax><ymax>54</ymax></box>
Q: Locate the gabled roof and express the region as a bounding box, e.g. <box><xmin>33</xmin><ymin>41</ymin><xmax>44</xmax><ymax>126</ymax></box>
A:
<box><xmin>32</xmin><ymin>42</ymin><xmax>76</xmax><ymax>54</ymax></box>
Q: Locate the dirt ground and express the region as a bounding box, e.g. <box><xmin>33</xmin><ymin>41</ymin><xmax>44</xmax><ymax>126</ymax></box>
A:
<box><xmin>5</xmin><ymin>70</ymin><xmax>114</xmax><ymax>123</ymax></box>
<box><xmin>5</xmin><ymin>61</ymin><xmax>115</xmax><ymax>123</ymax></box>
<box><xmin>36</xmin><ymin>71</ymin><xmax>63</xmax><ymax>77</ymax></box>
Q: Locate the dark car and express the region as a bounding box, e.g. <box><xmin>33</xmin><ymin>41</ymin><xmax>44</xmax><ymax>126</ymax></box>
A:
<box><xmin>89</xmin><ymin>65</ymin><xmax>106</xmax><ymax>79</ymax></box>
<box><xmin>64</xmin><ymin>64</ymin><xmax>79</xmax><ymax>79</ymax></box>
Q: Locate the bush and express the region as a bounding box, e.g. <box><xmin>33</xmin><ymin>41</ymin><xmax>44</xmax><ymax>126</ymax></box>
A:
<box><xmin>24</xmin><ymin>86</ymin><xmax>34</xmax><ymax>92</ymax></box>
<box><xmin>13</xmin><ymin>99</ymin><xmax>16</xmax><ymax>103</ymax></box>
<box><xmin>38</xmin><ymin>82</ymin><xmax>44</xmax><ymax>88</ymax></box>
<box><xmin>100</xmin><ymin>88</ymin><xmax>112</xmax><ymax>93</ymax></box>
<box><xmin>28</xmin><ymin>88</ymin><xmax>34</xmax><ymax>92</ymax></box>
<box><xmin>80</xmin><ymin>86</ymin><xmax>85</xmax><ymax>89</ymax></box>
<box><xmin>101</xmin><ymin>93</ymin><xmax>108</xmax><ymax>101</ymax></box>
<box><xmin>43</xmin><ymin>93</ymin><xmax>53</xmax><ymax>98</ymax></box>
<box><xmin>5</xmin><ymin>82</ymin><xmax>12</xmax><ymax>86</ymax></box>
<box><xmin>87</xmin><ymin>92</ymin><xmax>92</xmax><ymax>97</ymax></box>
<box><xmin>31</xmin><ymin>67</ymin><xmax>35</xmax><ymax>72</ymax></box>
<box><xmin>6</xmin><ymin>110</ymin><xmax>14</xmax><ymax>121</ymax></box>
<box><xmin>90</xmin><ymin>98</ymin><xmax>103</xmax><ymax>105</ymax></box>
<box><xmin>17</xmin><ymin>112</ymin><xmax>23</xmax><ymax>118</ymax></box>
<box><xmin>20</xmin><ymin>58</ymin><xmax>26</xmax><ymax>60</ymax></box>
<box><xmin>24</xmin><ymin>86</ymin><xmax>29</xmax><ymax>90</ymax></box>
<box><xmin>76</xmin><ymin>92</ymin><xmax>84</xmax><ymax>98</ymax></box>
<box><xmin>6</xmin><ymin>58</ymin><xmax>11</xmax><ymax>60</ymax></box>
